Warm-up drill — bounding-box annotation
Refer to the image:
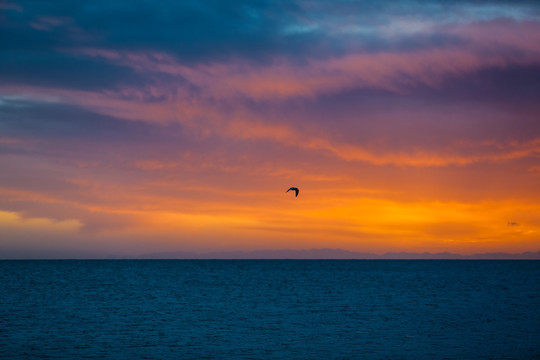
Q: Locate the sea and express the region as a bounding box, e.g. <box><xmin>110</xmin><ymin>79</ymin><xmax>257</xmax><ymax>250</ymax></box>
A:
<box><xmin>1</xmin><ymin>260</ymin><xmax>539</xmax><ymax>359</ymax></box>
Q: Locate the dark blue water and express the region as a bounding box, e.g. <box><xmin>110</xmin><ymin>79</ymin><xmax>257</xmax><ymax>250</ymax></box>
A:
<box><xmin>1</xmin><ymin>260</ymin><xmax>539</xmax><ymax>359</ymax></box>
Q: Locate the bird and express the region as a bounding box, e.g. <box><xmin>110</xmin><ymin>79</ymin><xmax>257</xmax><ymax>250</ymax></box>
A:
<box><xmin>287</xmin><ymin>187</ymin><xmax>299</xmax><ymax>197</ymax></box>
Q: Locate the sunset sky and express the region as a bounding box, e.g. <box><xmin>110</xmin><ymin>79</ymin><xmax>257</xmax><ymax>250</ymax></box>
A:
<box><xmin>1</xmin><ymin>0</ymin><xmax>540</xmax><ymax>258</ymax></box>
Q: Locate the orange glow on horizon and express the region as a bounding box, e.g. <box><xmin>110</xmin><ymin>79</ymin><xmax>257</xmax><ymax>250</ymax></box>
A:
<box><xmin>1</xmin><ymin>180</ymin><xmax>538</xmax><ymax>255</ymax></box>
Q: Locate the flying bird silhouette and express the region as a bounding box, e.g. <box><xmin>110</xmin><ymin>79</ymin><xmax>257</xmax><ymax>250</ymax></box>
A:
<box><xmin>287</xmin><ymin>187</ymin><xmax>299</xmax><ymax>197</ymax></box>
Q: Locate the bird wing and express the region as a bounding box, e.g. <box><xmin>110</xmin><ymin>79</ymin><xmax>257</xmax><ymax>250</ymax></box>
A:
<box><xmin>287</xmin><ymin>187</ymin><xmax>299</xmax><ymax>197</ymax></box>
<box><xmin>286</xmin><ymin>187</ymin><xmax>300</xmax><ymax>196</ymax></box>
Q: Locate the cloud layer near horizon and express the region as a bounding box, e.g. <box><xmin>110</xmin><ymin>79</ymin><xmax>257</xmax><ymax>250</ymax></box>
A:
<box><xmin>1</xmin><ymin>0</ymin><xmax>540</xmax><ymax>257</ymax></box>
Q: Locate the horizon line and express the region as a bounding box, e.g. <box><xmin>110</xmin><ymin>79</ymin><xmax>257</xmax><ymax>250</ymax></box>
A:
<box><xmin>2</xmin><ymin>248</ymin><xmax>540</xmax><ymax>260</ymax></box>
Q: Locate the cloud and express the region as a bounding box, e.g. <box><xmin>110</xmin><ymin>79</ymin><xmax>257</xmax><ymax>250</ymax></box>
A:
<box><xmin>0</xmin><ymin>98</ymin><xmax>185</xmax><ymax>142</ymax></box>
<box><xmin>3</xmin><ymin>1</ymin><xmax>540</xmax><ymax>78</ymax></box>
<box><xmin>71</xmin><ymin>27</ymin><xmax>540</xmax><ymax>101</ymax></box>
<box><xmin>2</xmin><ymin>86</ymin><xmax>539</xmax><ymax>169</ymax></box>
<box><xmin>0</xmin><ymin>50</ymin><xmax>142</xmax><ymax>91</ymax></box>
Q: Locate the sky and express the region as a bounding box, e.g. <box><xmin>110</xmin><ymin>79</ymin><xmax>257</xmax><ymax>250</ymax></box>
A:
<box><xmin>1</xmin><ymin>0</ymin><xmax>540</xmax><ymax>258</ymax></box>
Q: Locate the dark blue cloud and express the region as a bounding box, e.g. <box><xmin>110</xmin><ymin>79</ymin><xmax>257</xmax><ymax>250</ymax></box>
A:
<box><xmin>0</xmin><ymin>99</ymin><xmax>186</xmax><ymax>150</ymax></box>
<box><xmin>5</xmin><ymin>0</ymin><xmax>538</xmax><ymax>61</ymax></box>
<box><xmin>423</xmin><ymin>64</ymin><xmax>540</xmax><ymax>102</ymax></box>
<box><xmin>2</xmin><ymin>0</ymin><xmax>303</xmax><ymax>61</ymax></box>
<box><xmin>1</xmin><ymin>51</ymin><xmax>142</xmax><ymax>91</ymax></box>
<box><xmin>2</xmin><ymin>0</ymin><xmax>540</xmax><ymax>95</ymax></box>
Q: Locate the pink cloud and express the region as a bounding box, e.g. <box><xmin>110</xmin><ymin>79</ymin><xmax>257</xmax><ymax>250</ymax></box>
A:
<box><xmin>67</xmin><ymin>19</ymin><xmax>540</xmax><ymax>101</ymax></box>
<box><xmin>2</xmin><ymin>82</ymin><xmax>539</xmax><ymax>168</ymax></box>
<box><xmin>0</xmin><ymin>2</ymin><xmax>22</xmax><ymax>11</ymax></box>
<box><xmin>0</xmin><ymin>137</ymin><xmax>23</xmax><ymax>145</ymax></box>
<box><xmin>30</xmin><ymin>16</ymin><xmax>72</xmax><ymax>31</ymax></box>
<box><xmin>3</xmin><ymin>18</ymin><xmax>539</xmax><ymax>170</ymax></box>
